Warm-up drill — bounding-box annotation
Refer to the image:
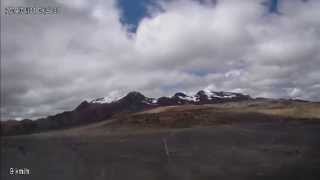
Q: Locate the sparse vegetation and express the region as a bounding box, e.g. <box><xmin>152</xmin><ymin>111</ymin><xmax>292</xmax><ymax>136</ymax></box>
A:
<box><xmin>106</xmin><ymin>101</ymin><xmax>320</xmax><ymax>131</ymax></box>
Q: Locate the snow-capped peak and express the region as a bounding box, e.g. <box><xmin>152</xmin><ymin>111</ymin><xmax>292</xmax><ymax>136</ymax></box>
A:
<box><xmin>90</xmin><ymin>89</ymin><xmax>249</xmax><ymax>105</ymax></box>
<box><xmin>174</xmin><ymin>92</ymin><xmax>199</xmax><ymax>102</ymax></box>
<box><xmin>205</xmin><ymin>91</ymin><xmax>237</xmax><ymax>99</ymax></box>
<box><xmin>91</xmin><ymin>91</ymin><xmax>125</xmax><ymax>104</ymax></box>
<box><xmin>203</xmin><ymin>89</ymin><xmax>215</xmax><ymax>100</ymax></box>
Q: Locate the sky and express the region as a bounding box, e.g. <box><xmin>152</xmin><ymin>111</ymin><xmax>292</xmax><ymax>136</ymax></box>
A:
<box><xmin>1</xmin><ymin>0</ymin><xmax>320</xmax><ymax>120</ymax></box>
<box><xmin>117</xmin><ymin>0</ymin><xmax>157</xmax><ymax>32</ymax></box>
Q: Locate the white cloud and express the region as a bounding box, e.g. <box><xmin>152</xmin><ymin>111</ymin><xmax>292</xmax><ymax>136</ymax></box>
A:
<box><xmin>287</xmin><ymin>88</ymin><xmax>302</xmax><ymax>98</ymax></box>
<box><xmin>1</xmin><ymin>0</ymin><xmax>320</xmax><ymax>119</ymax></box>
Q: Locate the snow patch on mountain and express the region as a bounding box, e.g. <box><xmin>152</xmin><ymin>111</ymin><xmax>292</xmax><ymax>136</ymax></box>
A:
<box><xmin>151</xmin><ymin>98</ymin><xmax>158</xmax><ymax>104</ymax></box>
<box><xmin>175</xmin><ymin>94</ymin><xmax>199</xmax><ymax>102</ymax></box>
<box><xmin>91</xmin><ymin>91</ymin><xmax>125</xmax><ymax>104</ymax></box>
<box><xmin>142</xmin><ymin>98</ymin><xmax>158</xmax><ymax>105</ymax></box>
<box><xmin>90</xmin><ymin>89</ymin><xmax>249</xmax><ymax>105</ymax></box>
<box><xmin>203</xmin><ymin>89</ymin><xmax>215</xmax><ymax>100</ymax></box>
<box><xmin>203</xmin><ymin>86</ymin><xmax>239</xmax><ymax>99</ymax></box>
<box><xmin>210</xmin><ymin>92</ymin><xmax>237</xmax><ymax>99</ymax></box>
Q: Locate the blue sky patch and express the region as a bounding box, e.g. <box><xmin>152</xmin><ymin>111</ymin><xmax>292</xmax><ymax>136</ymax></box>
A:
<box><xmin>116</xmin><ymin>0</ymin><xmax>162</xmax><ymax>32</ymax></box>
<box><xmin>117</xmin><ymin>0</ymin><xmax>282</xmax><ymax>33</ymax></box>
<box><xmin>116</xmin><ymin>0</ymin><xmax>308</xmax><ymax>32</ymax></box>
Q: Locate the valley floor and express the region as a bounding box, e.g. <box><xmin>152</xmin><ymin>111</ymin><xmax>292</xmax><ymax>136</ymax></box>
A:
<box><xmin>2</xmin><ymin>121</ymin><xmax>320</xmax><ymax>180</ymax></box>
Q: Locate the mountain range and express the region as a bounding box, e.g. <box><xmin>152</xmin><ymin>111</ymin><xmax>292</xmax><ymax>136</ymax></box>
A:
<box><xmin>1</xmin><ymin>89</ymin><xmax>311</xmax><ymax>136</ymax></box>
<box><xmin>1</xmin><ymin>90</ymin><xmax>251</xmax><ymax>136</ymax></box>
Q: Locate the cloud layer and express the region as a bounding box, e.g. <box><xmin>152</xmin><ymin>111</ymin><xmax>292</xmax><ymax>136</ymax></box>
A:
<box><xmin>1</xmin><ymin>0</ymin><xmax>320</xmax><ymax>120</ymax></box>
